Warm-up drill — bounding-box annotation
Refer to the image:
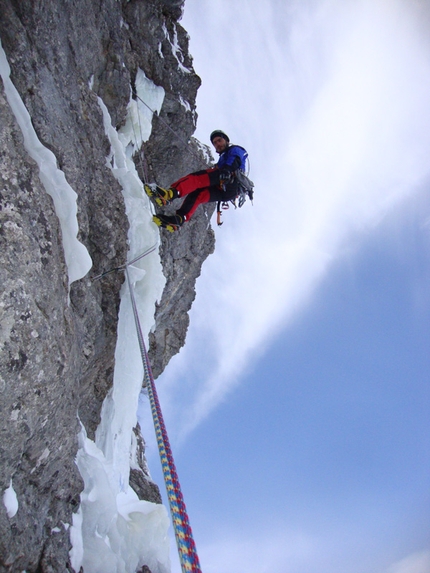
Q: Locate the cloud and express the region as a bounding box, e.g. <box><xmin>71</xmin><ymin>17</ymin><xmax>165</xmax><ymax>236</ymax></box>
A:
<box><xmin>190</xmin><ymin>520</ymin><xmax>430</xmax><ymax>573</ymax></box>
<box><xmin>387</xmin><ymin>551</ymin><xmax>430</xmax><ymax>573</ymax></box>
<box><xmin>158</xmin><ymin>0</ymin><xmax>430</xmax><ymax>441</ymax></box>
<box><xmin>198</xmin><ymin>529</ymin><xmax>316</xmax><ymax>573</ymax></box>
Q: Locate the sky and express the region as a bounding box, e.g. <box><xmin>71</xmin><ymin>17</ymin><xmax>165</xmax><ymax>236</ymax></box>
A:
<box><xmin>138</xmin><ymin>1</ymin><xmax>430</xmax><ymax>573</ymax></box>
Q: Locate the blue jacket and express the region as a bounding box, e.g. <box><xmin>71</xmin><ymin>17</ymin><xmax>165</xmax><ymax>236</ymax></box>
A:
<box><xmin>217</xmin><ymin>144</ymin><xmax>248</xmax><ymax>172</ymax></box>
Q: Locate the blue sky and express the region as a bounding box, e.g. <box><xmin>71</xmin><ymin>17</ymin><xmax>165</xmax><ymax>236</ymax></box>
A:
<box><xmin>139</xmin><ymin>1</ymin><xmax>430</xmax><ymax>571</ymax></box>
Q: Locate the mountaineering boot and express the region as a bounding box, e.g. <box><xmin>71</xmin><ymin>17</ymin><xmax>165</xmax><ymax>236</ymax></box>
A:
<box><xmin>152</xmin><ymin>213</ymin><xmax>184</xmax><ymax>233</ymax></box>
<box><xmin>144</xmin><ymin>183</ymin><xmax>178</xmax><ymax>207</ymax></box>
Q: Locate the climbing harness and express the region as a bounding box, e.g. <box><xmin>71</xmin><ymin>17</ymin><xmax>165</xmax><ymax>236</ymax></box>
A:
<box><xmin>216</xmin><ymin>168</ymin><xmax>255</xmax><ymax>226</ymax></box>
<box><xmin>125</xmin><ymin>262</ymin><xmax>202</xmax><ymax>573</ymax></box>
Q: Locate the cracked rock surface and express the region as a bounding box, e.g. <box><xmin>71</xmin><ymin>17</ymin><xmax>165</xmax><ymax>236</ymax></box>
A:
<box><xmin>0</xmin><ymin>0</ymin><xmax>215</xmax><ymax>569</ymax></box>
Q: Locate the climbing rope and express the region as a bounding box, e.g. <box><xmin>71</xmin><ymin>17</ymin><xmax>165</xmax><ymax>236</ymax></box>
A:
<box><xmin>91</xmin><ymin>244</ymin><xmax>158</xmax><ymax>282</ymax></box>
<box><xmin>125</xmin><ymin>264</ymin><xmax>202</xmax><ymax>573</ymax></box>
<box><xmin>92</xmin><ymin>90</ymin><xmax>203</xmax><ymax>570</ymax></box>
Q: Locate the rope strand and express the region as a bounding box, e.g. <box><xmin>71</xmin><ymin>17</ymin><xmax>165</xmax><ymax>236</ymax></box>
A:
<box><xmin>125</xmin><ymin>265</ymin><xmax>202</xmax><ymax>573</ymax></box>
<box><xmin>91</xmin><ymin>244</ymin><xmax>158</xmax><ymax>282</ymax></box>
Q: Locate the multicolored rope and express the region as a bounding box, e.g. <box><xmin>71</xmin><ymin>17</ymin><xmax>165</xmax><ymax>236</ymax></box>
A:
<box><xmin>126</xmin><ymin>266</ymin><xmax>202</xmax><ymax>573</ymax></box>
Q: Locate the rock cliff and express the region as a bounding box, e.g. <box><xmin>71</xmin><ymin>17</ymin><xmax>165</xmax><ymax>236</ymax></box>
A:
<box><xmin>0</xmin><ymin>0</ymin><xmax>215</xmax><ymax>570</ymax></box>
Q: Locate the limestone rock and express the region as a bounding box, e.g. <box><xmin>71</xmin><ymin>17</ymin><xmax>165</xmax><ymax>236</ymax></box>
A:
<box><xmin>0</xmin><ymin>0</ymin><xmax>215</xmax><ymax>569</ymax></box>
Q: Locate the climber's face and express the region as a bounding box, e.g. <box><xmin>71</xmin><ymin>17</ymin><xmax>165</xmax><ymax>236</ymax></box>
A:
<box><xmin>212</xmin><ymin>135</ymin><xmax>229</xmax><ymax>154</ymax></box>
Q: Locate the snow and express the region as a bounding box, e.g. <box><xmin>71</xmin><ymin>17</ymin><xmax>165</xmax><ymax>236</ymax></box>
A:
<box><xmin>194</xmin><ymin>139</ymin><xmax>213</xmax><ymax>166</ymax></box>
<box><xmin>3</xmin><ymin>480</ymin><xmax>18</xmax><ymax>519</ymax></box>
<box><xmin>178</xmin><ymin>95</ymin><xmax>191</xmax><ymax>113</ymax></box>
<box><xmin>162</xmin><ymin>23</ymin><xmax>193</xmax><ymax>74</ymax></box>
<box><xmin>0</xmin><ymin>40</ymin><xmax>92</xmax><ymax>287</ymax></box>
<box><xmin>69</xmin><ymin>73</ymin><xmax>171</xmax><ymax>572</ymax></box>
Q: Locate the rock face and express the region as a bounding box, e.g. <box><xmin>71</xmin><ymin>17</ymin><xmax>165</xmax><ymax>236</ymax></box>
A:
<box><xmin>0</xmin><ymin>0</ymin><xmax>215</xmax><ymax>570</ymax></box>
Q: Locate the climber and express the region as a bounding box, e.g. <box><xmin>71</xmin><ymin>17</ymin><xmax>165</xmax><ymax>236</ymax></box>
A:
<box><xmin>144</xmin><ymin>130</ymin><xmax>249</xmax><ymax>232</ymax></box>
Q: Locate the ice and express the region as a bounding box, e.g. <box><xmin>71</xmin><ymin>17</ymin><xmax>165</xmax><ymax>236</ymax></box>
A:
<box><xmin>0</xmin><ymin>40</ymin><xmax>92</xmax><ymax>286</ymax></box>
<box><xmin>69</xmin><ymin>506</ymin><xmax>84</xmax><ymax>569</ymax></box>
<box><xmin>2</xmin><ymin>480</ymin><xmax>18</xmax><ymax>519</ymax></box>
<box><xmin>119</xmin><ymin>68</ymin><xmax>165</xmax><ymax>157</ymax></box>
<box><xmin>70</xmin><ymin>428</ymin><xmax>170</xmax><ymax>573</ymax></box>
<box><xmin>70</xmin><ymin>75</ymin><xmax>170</xmax><ymax>572</ymax></box>
<box><xmin>92</xmin><ymin>93</ymin><xmax>164</xmax><ymax>485</ymax></box>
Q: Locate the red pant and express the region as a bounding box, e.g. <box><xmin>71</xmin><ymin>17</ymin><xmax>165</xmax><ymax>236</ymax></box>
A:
<box><xmin>172</xmin><ymin>168</ymin><xmax>238</xmax><ymax>220</ymax></box>
<box><xmin>172</xmin><ymin>170</ymin><xmax>213</xmax><ymax>220</ymax></box>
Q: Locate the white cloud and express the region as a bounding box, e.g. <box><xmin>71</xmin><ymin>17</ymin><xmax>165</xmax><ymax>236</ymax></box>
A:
<box><xmin>156</xmin><ymin>0</ymin><xmax>430</xmax><ymax>441</ymax></box>
<box><xmin>387</xmin><ymin>551</ymin><xmax>430</xmax><ymax>573</ymax></box>
<box><xmin>198</xmin><ymin>528</ymin><xmax>316</xmax><ymax>573</ymax></box>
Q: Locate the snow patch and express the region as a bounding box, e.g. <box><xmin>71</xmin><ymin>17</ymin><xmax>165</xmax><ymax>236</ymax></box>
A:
<box><xmin>0</xmin><ymin>39</ymin><xmax>92</xmax><ymax>286</ymax></box>
<box><xmin>178</xmin><ymin>95</ymin><xmax>191</xmax><ymax>113</ymax></box>
<box><xmin>3</xmin><ymin>480</ymin><xmax>18</xmax><ymax>518</ymax></box>
<box><xmin>10</xmin><ymin>408</ymin><xmax>19</xmax><ymax>422</ymax></box>
<box><xmin>194</xmin><ymin>139</ymin><xmax>214</xmax><ymax>166</ymax></box>
<box><xmin>162</xmin><ymin>23</ymin><xmax>192</xmax><ymax>74</ymax></box>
